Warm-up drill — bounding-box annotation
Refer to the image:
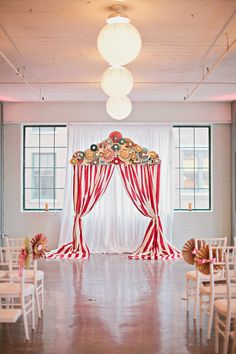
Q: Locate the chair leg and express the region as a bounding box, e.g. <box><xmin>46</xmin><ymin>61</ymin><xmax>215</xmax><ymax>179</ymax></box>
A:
<box><xmin>41</xmin><ymin>279</ymin><xmax>44</xmax><ymax>312</ymax></box>
<box><xmin>200</xmin><ymin>293</ymin><xmax>203</xmax><ymax>330</ymax></box>
<box><xmin>186</xmin><ymin>278</ymin><xmax>189</xmax><ymax>312</ymax></box>
<box><xmin>194</xmin><ymin>279</ymin><xmax>199</xmax><ymax>320</ymax></box>
<box><xmin>214</xmin><ymin>311</ymin><xmax>219</xmax><ymax>353</ymax></box>
<box><xmin>22</xmin><ymin>304</ymin><xmax>29</xmax><ymax>341</ymax></box>
<box><xmin>32</xmin><ymin>292</ymin><xmax>35</xmax><ymax>330</ymax></box>
<box><xmin>35</xmin><ymin>286</ymin><xmax>41</xmax><ymax>319</ymax></box>
<box><xmin>207</xmin><ymin>299</ymin><xmax>214</xmax><ymax>340</ymax></box>
<box><xmin>223</xmin><ymin>315</ymin><xmax>231</xmax><ymax>354</ymax></box>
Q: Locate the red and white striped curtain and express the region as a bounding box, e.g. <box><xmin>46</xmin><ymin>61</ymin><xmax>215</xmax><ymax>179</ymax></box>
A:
<box><xmin>119</xmin><ymin>164</ymin><xmax>181</xmax><ymax>260</ymax></box>
<box><xmin>47</xmin><ymin>164</ymin><xmax>114</xmax><ymax>259</ymax></box>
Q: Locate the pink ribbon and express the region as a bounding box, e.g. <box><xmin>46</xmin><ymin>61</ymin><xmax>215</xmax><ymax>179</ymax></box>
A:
<box><xmin>18</xmin><ymin>249</ymin><xmax>27</xmax><ymax>277</ymax></box>
<box><xmin>197</xmin><ymin>257</ymin><xmax>216</xmax><ymax>265</ymax></box>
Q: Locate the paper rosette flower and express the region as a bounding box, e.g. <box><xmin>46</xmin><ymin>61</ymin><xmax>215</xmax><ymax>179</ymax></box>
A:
<box><xmin>74</xmin><ymin>151</ymin><xmax>85</xmax><ymax>160</ymax></box>
<box><xmin>31</xmin><ymin>233</ymin><xmax>48</xmax><ymax>259</ymax></box>
<box><xmin>118</xmin><ymin>138</ymin><xmax>126</xmax><ymax>145</ymax></box>
<box><xmin>106</xmin><ymin>138</ymin><xmax>113</xmax><ymax>145</ymax></box>
<box><xmin>113</xmin><ymin>157</ymin><xmax>122</xmax><ymax>165</ymax></box>
<box><xmin>134</xmin><ymin>145</ymin><xmax>142</xmax><ymax>153</ymax></box>
<box><xmin>102</xmin><ymin>147</ymin><xmax>115</xmax><ymax>162</ymax></box>
<box><xmin>85</xmin><ymin>149</ymin><xmax>94</xmax><ymax>161</ymax></box>
<box><xmin>195</xmin><ymin>244</ymin><xmax>223</xmax><ymax>275</ymax></box>
<box><xmin>92</xmin><ymin>159</ymin><xmax>99</xmax><ymax>165</ymax></box>
<box><xmin>109</xmin><ymin>131</ymin><xmax>123</xmax><ymax>143</ymax></box>
<box><xmin>125</xmin><ymin>138</ymin><xmax>135</xmax><ymax>148</ymax></box>
<box><xmin>111</xmin><ymin>143</ymin><xmax>120</xmax><ymax>151</ymax></box>
<box><xmin>70</xmin><ymin>157</ymin><xmax>78</xmax><ymax>165</ymax></box>
<box><xmin>119</xmin><ymin>148</ymin><xmax>131</xmax><ymax>162</ymax></box>
<box><xmin>18</xmin><ymin>238</ymin><xmax>32</xmax><ymax>275</ymax></box>
<box><xmin>182</xmin><ymin>239</ymin><xmax>205</xmax><ymax>265</ymax></box>
<box><xmin>148</xmin><ymin>151</ymin><xmax>157</xmax><ymax>159</ymax></box>
<box><xmin>90</xmin><ymin>144</ymin><xmax>98</xmax><ymax>152</ymax></box>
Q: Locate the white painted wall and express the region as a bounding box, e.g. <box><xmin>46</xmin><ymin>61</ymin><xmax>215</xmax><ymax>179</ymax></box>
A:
<box><xmin>3</xmin><ymin>102</ymin><xmax>232</xmax><ymax>250</ymax></box>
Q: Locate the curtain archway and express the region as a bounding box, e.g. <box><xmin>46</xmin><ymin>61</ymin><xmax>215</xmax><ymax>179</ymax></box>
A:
<box><xmin>46</xmin><ymin>131</ymin><xmax>181</xmax><ymax>260</ymax></box>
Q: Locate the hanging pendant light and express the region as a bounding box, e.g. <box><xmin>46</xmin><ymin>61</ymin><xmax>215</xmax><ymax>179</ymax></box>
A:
<box><xmin>106</xmin><ymin>96</ymin><xmax>132</xmax><ymax>120</ymax></box>
<box><xmin>101</xmin><ymin>66</ymin><xmax>133</xmax><ymax>96</ymax></box>
<box><xmin>97</xmin><ymin>6</ymin><xmax>142</xmax><ymax>66</ymax></box>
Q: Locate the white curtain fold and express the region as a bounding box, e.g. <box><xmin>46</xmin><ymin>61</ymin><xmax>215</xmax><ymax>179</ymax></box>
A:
<box><xmin>58</xmin><ymin>124</ymin><xmax>174</xmax><ymax>254</ymax></box>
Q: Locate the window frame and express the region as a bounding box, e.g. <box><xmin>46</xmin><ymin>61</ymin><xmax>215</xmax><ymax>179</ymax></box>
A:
<box><xmin>173</xmin><ymin>125</ymin><xmax>211</xmax><ymax>211</ymax></box>
<box><xmin>23</xmin><ymin>124</ymin><xmax>67</xmax><ymax>211</ymax></box>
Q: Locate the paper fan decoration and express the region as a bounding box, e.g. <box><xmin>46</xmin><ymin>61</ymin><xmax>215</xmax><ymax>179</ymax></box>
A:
<box><xmin>31</xmin><ymin>233</ymin><xmax>48</xmax><ymax>259</ymax></box>
<box><xmin>18</xmin><ymin>238</ymin><xmax>32</xmax><ymax>276</ymax></box>
<box><xmin>70</xmin><ymin>131</ymin><xmax>161</xmax><ymax>166</ymax></box>
<box><xmin>109</xmin><ymin>131</ymin><xmax>123</xmax><ymax>143</ymax></box>
<box><xmin>195</xmin><ymin>244</ymin><xmax>223</xmax><ymax>275</ymax></box>
<box><xmin>182</xmin><ymin>239</ymin><xmax>206</xmax><ymax>265</ymax></box>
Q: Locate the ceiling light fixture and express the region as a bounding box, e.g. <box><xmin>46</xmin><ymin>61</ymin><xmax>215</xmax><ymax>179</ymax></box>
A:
<box><xmin>97</xmin><ymin>5</ymin><xmax>142</xmax><ymax>120</ymax></box>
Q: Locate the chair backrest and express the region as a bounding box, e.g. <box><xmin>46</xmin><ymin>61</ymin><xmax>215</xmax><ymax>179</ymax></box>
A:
<box><xmin>0</xmin><ymin>247</ymin><xmax>9</xmax><ymax>270</ymax></box>
<box><xmin>209</xmin><ymin>246</ymin><xmax>236</xmax><ymax>306</ymax></box>
<box><xmin>195</xmin><ymin>237</ymin><xmax>227</xmax><ymax>250</ymax></box>
<box><xmin>5</xmin><ymin>238</ymin><xmax>24</xmax><ymax>249</ymax></box>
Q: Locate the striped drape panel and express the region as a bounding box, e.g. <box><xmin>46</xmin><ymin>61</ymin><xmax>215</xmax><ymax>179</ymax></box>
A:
<box><xmin>46</xmin><ymin>164</ymin><xmax>114</xmax><ymax>259</ymax></box>
<box><xmin>119</xmin><ymin>164</ymin><xmax>181</xmax><ymax>260</ymax></box>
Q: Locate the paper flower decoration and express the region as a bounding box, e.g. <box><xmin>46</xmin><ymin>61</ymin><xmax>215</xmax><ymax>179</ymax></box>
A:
<box><xmin>74</xmin><ymin>151</ymin><xmax>85</xmax><ymax>160</ymax></box>
<box><xmin>195</xmin><ymin>245</ymin><xmax>223</xmax><ymax>275</ymax></box>
<box><xmin>85</xmin><ymin>149</ymin><xmax>94</xmax><ymax>161</ymax></box>
<box><xmin>102</xmin><ymin>148</ymin><xmax>115</xmax><ymax>162</ymax></box>
<box><xmin>111</xmin><ymin>144</ymin><xmax>120</xmax><ymax>151</ymax></box>
<box><xmin>90</xmin><ymin>144</ymin><xmax>98</xmax><ymax>152</ymax></box>
<box><xmin>109</xmin><ymin>131</ymin><xmax>123</xmax><ymax>142</ymax></box>
<box><xmin>18</xmin><ymin>238</ymin><xmax>32</xmax><ymax>276</ymax></box>
<box><xmin>70</xmin><ymin>131</ymin><xmax>160</xmax><ymax>166</ymax></box>
<box><xmin>31</xmin><ymin>233</ymin><xmax>48</xmax><ymax>259</ymax></box>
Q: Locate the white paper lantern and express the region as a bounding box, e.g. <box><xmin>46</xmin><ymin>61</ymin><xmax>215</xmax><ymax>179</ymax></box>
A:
<box><xmin>106</xmin><ymin>96</ymin><xmax>132</xmax><ymax>120</ymax></box>
<box><xmin>97</xmin><ymin>22</ymin><xmax>142</xmax><ymax>66</ymax></box>
<box><xmin>101</xmin><ymin>66</ymin><xmax>133</xmax><ymax>96</ymax></box>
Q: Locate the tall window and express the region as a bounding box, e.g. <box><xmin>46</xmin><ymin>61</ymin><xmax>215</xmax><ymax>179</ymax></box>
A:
<box><xmin>173</xmin><ymin>126</ymin><xmax>211</xmax><ymax>211</ymax></box>
<box><xmin>23</xmin><ymin>125</ymin><xmax>67</xmax><ymax>210</ymax></box>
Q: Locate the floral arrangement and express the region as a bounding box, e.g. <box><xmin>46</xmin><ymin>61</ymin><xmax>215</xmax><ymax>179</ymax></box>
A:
<box><xmin>70</xmin><ymin>131</ymin><xmax>160</xmax><ymax>166</ymax></box>
<box><xmin>31</xmin><ymin>233</ymin><xmax>48</xmax><ymax>259</ymax></box>
<box><xmin>18</xmin><ymin>237</ymin><xmax>32</xmax><ymax>275</ymax></box>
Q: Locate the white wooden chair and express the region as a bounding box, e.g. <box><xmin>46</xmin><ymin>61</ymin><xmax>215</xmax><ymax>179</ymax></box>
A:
<box><xmin>200</xmin><ymin>246</ymin><xmax>236</xmax><ymax>341</ymax></box>
<box><xmin>7</xmin><ymin>245</ymin><xmax>44</xmax><ymax>319</ymax></box>
<box><xmin>214</xmin><ymin>247</ymin><xmax>236</xmax><ymax>354</ymax></box>
<box><xmin>186</xmin><ymin>237</ymin><xmax>227</xmax><ymax>319</ymax></box>
<box><xmin>0</xmin><ymin>247</ymin><xmax>35</xmax><ymax>341</ymax></box>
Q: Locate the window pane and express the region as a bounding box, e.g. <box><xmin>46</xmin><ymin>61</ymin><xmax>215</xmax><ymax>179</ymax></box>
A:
<box><xmin>40</xmin><ymin>189</ymin><xmax>54</xmax><ymax>199</ymax></box>
<box><xmin>195</xmin><ymin>128</ymin><xmax>209</xmax><ymax>147</ymax></box>
<box><xmin>55</xmin><ymin>148</ymin><xmax>67</xmax><ymax>168</ymax></box>
<box><xmin>40</xmin><ymin>127</ymin><xmax>54</xmax><ymax>147</ymax></box>
<box><xmin>181</xmin><ymin>169</ymin><xmax>194</xmax><ymax>188</ymax></box>
<box><xmin>180</xmin><ymin>127</ymin><xmax>194</xmax><ymax>147</ymax></box>
<box><xmin>25</xmin><ymin>168</ymin><xmax>39</xmax><ymax>188</ymax></box>
<box><xmin>25</xmin><ymin>127</ymin><xmax>39</xmax><ymax>147</ymax></box>
<box><xmin>180</xmin><ymin>189</ymin><xmax>194</xmax><ymax>209</ymax></box>
<box><xmin>40</xmin><ymin>169</ymin><xmax>54</xmax><ymax>189</ymax></box>
<box><xmin>55</xmin><ymin>127</ymin><xmax>67</xmax><ymax>147</ymax></box>
<box><xmin>25</xmin><ymin>148</ymin><xmax>39</xmax><ymax>168</ymax></box>
<box><xmin>180</xmin><ymin>149</ymin><xmax>194</xmax><ymax>168</ymax></box>
<box><xmin>25</xmin><ymin>189</ymin><xmax>39</xmax><ymax>209</ymax></box>
<box><xmin>39</xmin><ymin>150</ymin><xmax>54</xmax><ymax>167</ymax></box>
<box><xmin>195</xmin><ymin>148</ymin><xmax>209</xmax><ymax>168</ymax></box>
<box><xmin>195</xmin><ymin>189</ymin><xmax>209</xmax><ymax>209</ymax></box>
<box><xmin>195</xmin><ymin>169</ymin><xmax>209</xmax><ymax>188</ymax></box>
<box><xmin>56</xmin><ymin>169</ymin><xmax>66</xmax><ymax>188</ymax></box>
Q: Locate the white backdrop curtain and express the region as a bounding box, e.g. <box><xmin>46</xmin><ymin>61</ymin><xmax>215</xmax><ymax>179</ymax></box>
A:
<box><xmin>58</xmin><ymin>124</ymin><xmax>174</xmax><ymax>254</ymax></box>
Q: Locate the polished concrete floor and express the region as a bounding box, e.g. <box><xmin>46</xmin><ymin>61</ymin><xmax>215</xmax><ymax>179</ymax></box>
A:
<box><xmin>0</xmin><ymin>255</ymin><xmax>230</xmax><ymax>354</ymax></box>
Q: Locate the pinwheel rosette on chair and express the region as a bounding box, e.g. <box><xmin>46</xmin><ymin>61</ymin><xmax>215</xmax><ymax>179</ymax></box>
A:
<box><xmin>18</xmin><ymin>237</ymin><xmax>32</xmax><ymax>276</ymax></box>
<box><xmin>31</xmin><ymin>233</ymin><xmax>48</xmax><ymax>259</ymax></box>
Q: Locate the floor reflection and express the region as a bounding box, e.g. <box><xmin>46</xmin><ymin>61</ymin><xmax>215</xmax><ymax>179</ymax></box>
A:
<box><xmin>0</xmin><ymin>255</ymin><xmax>216</xmax><ymax>354</ymax></box>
